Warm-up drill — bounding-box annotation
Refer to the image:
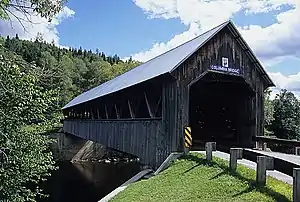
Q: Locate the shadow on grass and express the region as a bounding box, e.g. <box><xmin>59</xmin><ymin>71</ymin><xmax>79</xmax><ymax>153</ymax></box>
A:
<box><xmin>182</xmin><ymin>155</ymin><xmax>213</xmax><ymax>174</ymax></box>
<box><xmin>182</xmin><ymin>154</ymin><xmax>291</xmax><ymax>202</ymax></box>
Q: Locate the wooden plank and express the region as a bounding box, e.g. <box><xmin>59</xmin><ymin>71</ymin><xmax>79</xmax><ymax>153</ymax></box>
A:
<box><xmin>128</xmin><ymin>100</ymin><xmax>135</xmax><ymax>119</ymax></box>
<box><xmin>105</xmin><ymin>105</ymin><xmax>109</xmax><ymax>119</ymax></box>
<box><xmin>144</xmin><ymin>92</ymin><xmax>154</xmax><ymax>118</ymax></box>
<box><xmin>115</xmin><ymin>104</ymin><xmax>120</xmax><ymax>119</ymax></box>
<box><xmin>154</xmin><ymin>96</ymin><xmax>162</xmax><ymax>117</ymax></box>
<box><xmin>97</xmin><ymin>108</ymin><xmax>100</xmax><ymax>119</ymax></box>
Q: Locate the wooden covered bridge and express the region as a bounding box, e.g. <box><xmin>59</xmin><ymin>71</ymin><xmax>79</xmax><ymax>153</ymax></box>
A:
<box><xmin>62</xmin><ymin>21</ymin><xmax>275</xmax><ymax>169</ymax></box>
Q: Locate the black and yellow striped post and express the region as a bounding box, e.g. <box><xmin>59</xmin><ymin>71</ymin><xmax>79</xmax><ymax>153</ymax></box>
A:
<box><xmin>184</xmin><ymin>126</ymin><xmax>192</xmax><ymax>148</ymax></box>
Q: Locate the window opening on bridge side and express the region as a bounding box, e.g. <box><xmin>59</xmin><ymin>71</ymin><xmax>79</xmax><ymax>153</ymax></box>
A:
<box><xmin>64</xmin><ymin>83</ymin><xmax>163</xmax><ymax>120</ymax></box>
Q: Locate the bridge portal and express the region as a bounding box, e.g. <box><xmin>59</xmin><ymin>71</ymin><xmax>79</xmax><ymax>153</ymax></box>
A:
<box><xmin>189</xmin><ymin>72</ymin><xmax>255</xmax><ymax>151</ymax></box>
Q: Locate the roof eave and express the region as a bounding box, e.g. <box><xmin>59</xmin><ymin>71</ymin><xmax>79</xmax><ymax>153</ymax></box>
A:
<box><xmin>61</xmin><ymin>72</ymin><xmax>174</xmax><ymax>110</ymax></box>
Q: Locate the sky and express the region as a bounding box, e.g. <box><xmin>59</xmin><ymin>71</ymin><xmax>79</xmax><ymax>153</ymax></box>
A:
<box><xmin>1</xmin><ymin>0</ymin><xmax>300</xmax><ymax>98</ymax></box>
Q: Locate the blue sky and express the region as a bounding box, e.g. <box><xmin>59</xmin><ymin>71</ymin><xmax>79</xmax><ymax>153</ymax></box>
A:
<box><xmin>1</xmin><ymin>0</ymin><xmax>300</xmax><ymax>97</ymax></box>
<box><xmin>57</xmin><ymin>0</ymin><xmax>187</xmax><ymax>57</ymax></box>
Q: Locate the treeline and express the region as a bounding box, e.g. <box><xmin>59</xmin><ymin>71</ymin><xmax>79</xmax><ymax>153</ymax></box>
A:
<box><xmin>2</xmin><ymin>34</ymin><xmax>141</xmax><ymax>106</ymax></box>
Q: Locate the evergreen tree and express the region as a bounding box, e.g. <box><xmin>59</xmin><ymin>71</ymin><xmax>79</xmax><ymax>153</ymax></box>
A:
<box><xmin>78</xmin><ymin>46</ymin><xmax>83</xmax><ymax>55</ymax></box>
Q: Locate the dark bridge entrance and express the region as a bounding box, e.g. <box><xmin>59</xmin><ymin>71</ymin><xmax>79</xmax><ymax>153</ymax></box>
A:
<box><xmin>189</xmin><ymin>72</ymin><xmax>255</xmax><ymax>151</ymax></box>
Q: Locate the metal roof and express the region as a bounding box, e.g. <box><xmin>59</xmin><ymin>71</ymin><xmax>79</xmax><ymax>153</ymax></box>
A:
<box><xmin>63</xmin><ymin>21</ymin><xmax>274</xmax><ymax>110</ymax></box>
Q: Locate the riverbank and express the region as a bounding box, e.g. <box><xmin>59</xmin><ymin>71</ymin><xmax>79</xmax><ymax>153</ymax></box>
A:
<box><xmin>111</xmin><ymin>153</ymin><xmax>292</xmax><ymax>202</ymax></box>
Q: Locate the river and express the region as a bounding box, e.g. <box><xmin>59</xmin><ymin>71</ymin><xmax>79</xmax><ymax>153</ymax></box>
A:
<box><xmin>40</xmin><ymin>161</ymin><xmax>141</xmax><ymax>202</ymax></box>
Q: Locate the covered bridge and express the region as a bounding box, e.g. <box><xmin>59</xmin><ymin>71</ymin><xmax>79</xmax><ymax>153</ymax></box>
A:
<box><xmin>62</xmin><ymin>21</ymin><xmax>275</xmax><ymax>169</ymax></box>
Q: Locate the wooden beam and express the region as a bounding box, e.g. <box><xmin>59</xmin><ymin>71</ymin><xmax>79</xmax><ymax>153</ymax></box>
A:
<box><xmin>128</xmin><ymin>100</ymin><xmax>135</xmax><ymax>119</ymax></box>
<box><xmin>144</xmin><ymin>92</ymin><xmax>154</xmax><ymax>118</ymax></box>
<box><xmin>115</xmin><ymin>104</ymin><xmax>120</xmax><ymax>119</ymax></box>
<box><xmin>105</xmin><ymin>105</ymin><xmax>109</xmax><ymax>119</ymax></box>
<box><xmin>154</xmin><ymin>96</ymin><xmax>162</xmax><ymax>117</ymax></box>
<box><xmin>97</xmin><ymin>108</ymin><xmax>100</xmax><ymax>119</ymax></box>
<box><xmin>91</xmin><ymin>110</ymin><xmax>94</xmax><ymax>119</ymax></box>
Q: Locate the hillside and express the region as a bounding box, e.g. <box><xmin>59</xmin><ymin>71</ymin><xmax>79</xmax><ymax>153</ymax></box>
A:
<box><xmin>1</xmin><ymin>35</ymin><xmax>141</xmax><ymax>106</ymax></box>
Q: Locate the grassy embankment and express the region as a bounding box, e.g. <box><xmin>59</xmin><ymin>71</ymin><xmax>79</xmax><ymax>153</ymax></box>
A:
<box><xmin>112</xmin><ymin>153</ymin><xmax>292</xmax><ymax>202</ymax></box>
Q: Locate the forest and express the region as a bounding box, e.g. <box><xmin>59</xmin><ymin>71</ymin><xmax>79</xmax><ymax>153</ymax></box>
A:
<box><xmin>0</xmin><ymin>0</ymin><xmax>300</xmax><ymax>201</ymax></box>
<box><xmin>3</xmin><ymin>34</ymin><xmax>141</xmax><ymax>106</ymax></box>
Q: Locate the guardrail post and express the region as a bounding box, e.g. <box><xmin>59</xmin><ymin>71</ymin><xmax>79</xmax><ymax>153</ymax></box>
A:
<box><xmin>205</xmin><ymin>142</ymin><xmax>216</xmax><ymax>161</ymax></box>
<box><xmin>256</xmin><ymin>156</ymin><xmax>274</xmax><ymax>185</ymax></box>
<box><xmin>295</xmin><ymin>147</ymin><xmax>300</xmax><ymax>156</ymax></box>
<box><xmin>255</xmin><ymin>141</ymin><xmax>263</xmax><ymax>150</ymax></box>
<box><xmin>263</xmin><ymin>142</ymin><xmax>267</xmax><ymax>151</ymax></box>
<box><xmin>230</xmin><ymin>148</ymin><xmax>243</xmax><ymax>171</ymax></box>
<box><xmin>293</xmin><ymin>168</ymin><xmax>300</xmax><ymax>202</ymax></box>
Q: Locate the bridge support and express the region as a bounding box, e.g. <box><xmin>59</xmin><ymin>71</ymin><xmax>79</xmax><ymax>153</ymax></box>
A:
<box><xmin>229</xmin><ymin>148</ymin><xmax>243</xmax><ymax>171</ymax></box>
<box><xmin>256</xmin><ymin>156</ymin><xmax>274</xmax><ymax>185</ymax></box>
<box><xmin>53</xmin><ymin>132</ymin><xmax>106</xmax><ymax>161</ymax></box>
<box><xmin>205</xmin><ymin>142</ymin><xmax>216</xmax><ymax>161</ymax></box>
<box><xmin>293</xmin><ymin>168</ymin><xmax>300</xmax><ymax>202</ymax></box>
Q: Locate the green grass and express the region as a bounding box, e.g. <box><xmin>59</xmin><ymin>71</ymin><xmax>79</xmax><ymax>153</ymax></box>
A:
<box><xmin>111</xmin><ymin>153</ymin><xmax>292</xmax><ymax>202</ymax></box>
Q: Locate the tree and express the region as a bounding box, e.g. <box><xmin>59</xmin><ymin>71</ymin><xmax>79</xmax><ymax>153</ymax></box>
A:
<box><xmin>37</xmin><ymin>51</ymin><xmax>59</xmax><ymax>90</ymax></box>
<box><xmin>264</xmin><ymin>88</ymin><xmax>274</xmax><ymax>135</ymax></box>
<box><xmin>0</xmin><ymin>0</ymin><xmax>66</xmax><ymax>23</ymax></box>
<box><xmin>58</xmin><ymin>55</ymin><xmax>78</xmax><ymax>105</ymax></box>
<box><xmin>35</xmin><ymin>32</ymin><xmax>44</xmax><ymax>43</ymax></box>
<box><xmin>270</xmin><ymin>89</ymin><xmax>300</xmax><ymax>140</ymax></box>
<box><xmin>0</xmin><ymin>1</ymin><xmax>66</xmax><ymax>201</ymax></box>
<box><xmin>78</xmin><ymin>46</ymin><xmax>83</xmax><ymax>56</ymax></box>
<box><xmin>0</xmin><ymin>36</ymin><xmax>4</xmax><ymax>46</ymax></box>
<box><xmin>0</xmin><ymin>48</ymin><xmax>58</xmax><ymax>201</ymax></box>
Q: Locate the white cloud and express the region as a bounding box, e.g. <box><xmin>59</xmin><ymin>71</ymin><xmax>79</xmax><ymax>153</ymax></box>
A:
<box><xmin>239</xmin><ymin>2</ymin><xmax>300</xmax><ymax>62</ymax></box>
<box><xmin>130</xmin><ymin>0</ymin><xmax>300</xmax><ymax>96</ymax></box>
<box><xmin>266</xmin><ymin>71</ymin><xmax>300</xmax><ymax>99</ymax></box>
<box><xmin>131</xmin><ymin>0</ymin><xmax>244</xmax><ymax>62</ymax></box>
<box><xmin>130</xmin><ymin>22</ymin><xmax>201</xmax><ymax>62</ymax></box>
<box><xmin>0</xmin><ymin>6</ymin><xmax>75</xmax><ymax>45</ymax></box>
<box><xmin>131</xmin><ymin>0</ymin><xmax>300</xmax><ymax>63</ymax></box>
<box><xmin>269</xmin><ymin>72</ymin><xmax>300</xmax><ymax>91</ymax></box>
<box><xmin>133</xmin><ymin>0</ymin><xmax>178</xmax><ymax>19</ymax></box>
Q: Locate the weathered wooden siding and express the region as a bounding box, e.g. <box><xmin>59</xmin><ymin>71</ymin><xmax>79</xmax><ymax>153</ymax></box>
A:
<box><xmin>163</xmin><ymin>27</ymin><xmax>267</xmax><ymax>151</ymax></box>
<box><xmin>63</xmin><ymin>119</ymin><xmax>168</xmax><ymax>169</ymax></box>
<box><xmin>162</xmin><ymin>78</ymin><xmax>190</xmax><ymax>152</ymax></box>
